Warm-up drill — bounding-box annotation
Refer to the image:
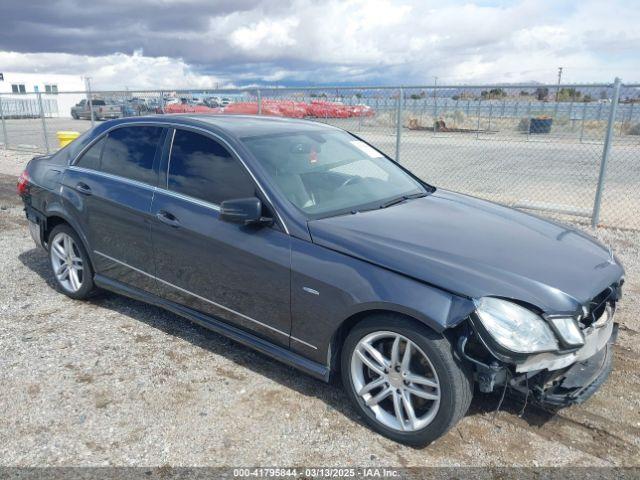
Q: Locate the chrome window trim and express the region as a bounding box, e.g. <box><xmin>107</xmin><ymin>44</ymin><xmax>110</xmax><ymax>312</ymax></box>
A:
<box><xmin>93</xmin><ymin>250</ymin><xmax>317</xmax><ymax>350</ymax></box>
<box><xmin>68</xmin><ymin>165</ymin><xmax>156</xmax><ymax>191</ymax></box>
<box><xmin>155</xmin><ymin>188</ymin><xmax>221</xmax><ymax>212</ymax></box>
<box><xmin>70</xmin><ymin>120</ymin><xmax>289</xmax><ymax>234</ymax></box>
<box><xmin>69</xmin><ymin>165</ymin><xmax>221</xmax><ymax>211</ymax></box>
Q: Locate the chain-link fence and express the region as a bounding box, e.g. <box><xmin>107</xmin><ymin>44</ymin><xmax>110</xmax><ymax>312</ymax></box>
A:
<box><xmin>1</xmin><ymin>79</ymin><xmax>638</xmax><ymax>230</ymax></box>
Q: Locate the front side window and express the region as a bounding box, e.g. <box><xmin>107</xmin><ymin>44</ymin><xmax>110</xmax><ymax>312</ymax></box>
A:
<box><xmin>168</xmin><ymin>130</ymin><xmax>255</xmax><ymax>205</ymax></box>
<box><xmin>101</xmin><ymin>126</ymin><xmax>163</xmax><ymax>184</ymax></box>
<box><xmin>242</xmin><ymin>130</ymin><xmax>426</xmax><ymax>218</ymax></box>
<box><xmin>11</xmin><ymin>84</ymin><xmax>26</xmax><ymax>94</ymax></box>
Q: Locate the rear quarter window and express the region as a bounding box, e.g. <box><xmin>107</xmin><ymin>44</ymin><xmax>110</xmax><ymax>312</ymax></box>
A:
<box><xmin>101</xmin><ymin>126</ymin><xmax>163</xmax><ymax>184</ymax></box>
<box><xmin>75</xmin><ymin>136</ymin><xmax>106</xmax><ymax>170</ymax></box>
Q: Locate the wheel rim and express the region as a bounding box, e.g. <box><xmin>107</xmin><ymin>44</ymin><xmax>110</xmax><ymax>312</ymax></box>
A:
<box><xmin>50</xmin><ymin>232</ymin><xmax>84</xmax><ymax>293</ymax></box>
<box><xmin>351</xmin><ymin>331</ymin><xmax>441</xmax><ymax>432</ymax></box>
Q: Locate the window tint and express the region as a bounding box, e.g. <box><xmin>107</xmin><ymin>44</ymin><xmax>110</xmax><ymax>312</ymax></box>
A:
<box><xmin>76</xmin><ymin>136</ymin><xmax>106</xmax><ymax>170</ymax></box>
<box><xmin>168</xmin><ymin>130</ymin><xmax>255</xmax><ymax>204</ymax></box>
<box><xmin>101</xmin><ymin>126</ymin><xmax>163</xmax><ymax>184</ymax></box>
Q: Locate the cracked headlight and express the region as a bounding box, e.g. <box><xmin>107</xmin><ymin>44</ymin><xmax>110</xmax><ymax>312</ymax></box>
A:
<box><xmin>548</xmin><ymin>316</ymin><xmax>585</xmax><ymax>347</ymax></box>
<box><xmin>474</xmin><ymin>297</ymin><xmax>558</xmax><ymax>354</ymax></box>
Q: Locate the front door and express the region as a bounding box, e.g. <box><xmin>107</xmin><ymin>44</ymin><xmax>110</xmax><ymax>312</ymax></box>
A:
<box><xmin>150</xmin><ymin>128</ymin><xmax>291</xmax><ymax>347</ymax></box>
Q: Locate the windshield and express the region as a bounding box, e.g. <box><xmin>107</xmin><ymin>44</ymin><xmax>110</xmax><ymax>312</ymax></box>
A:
<box><xmin>242</xmin><ymin>130</ymin><xmax>427</xmax><ymax>218</ymax></box>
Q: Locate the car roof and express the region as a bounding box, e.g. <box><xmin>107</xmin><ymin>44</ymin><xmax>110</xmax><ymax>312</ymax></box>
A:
<box><xmin>107</xmin><ymin>114</ymin><xmax>338</xmax><ymax>139</ymax></box>
<box><xmin>182</xmin><ymin>114</ymin><xmax>339</xmax><ymax>138</ymax></box>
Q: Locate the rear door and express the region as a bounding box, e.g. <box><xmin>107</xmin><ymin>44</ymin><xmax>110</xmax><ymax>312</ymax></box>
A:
<box><xmin>63</xmin><ymin>125</ymin><xmax>165</xmax><ymax>293</ymax></box>
<box><xmin>150</xmin><ymin>128</ymin><xmax>292</xmax><ymax>347</ymax></box>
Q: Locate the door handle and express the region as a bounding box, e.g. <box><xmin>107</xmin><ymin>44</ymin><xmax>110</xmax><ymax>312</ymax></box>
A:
<box><xmin>156</xmin><ymin>210</ymin><xmax>180</xmax><ymax>228</ymax></box>
<box><xmin>75</xmin><ymin>182</ymin><xmax>92</xmax><ymax>195</ymax></box>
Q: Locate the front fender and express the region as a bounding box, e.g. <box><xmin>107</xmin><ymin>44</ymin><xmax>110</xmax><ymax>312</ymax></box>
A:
<box><xmin>289</xmin><ymin>237</ymin><xmax>475</xmax><ymax>365</ymax></box>
<box><xmin>341</xmin><ymin>298</ymin><xmax>474</xmax><ymax>334</ymax></box>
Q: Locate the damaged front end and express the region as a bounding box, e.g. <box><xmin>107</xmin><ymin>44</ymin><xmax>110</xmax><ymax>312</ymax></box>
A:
<box><xmin>457</xmin><ymin>283</ymin><xmax>622</xmax><ymax>408</ymax></box>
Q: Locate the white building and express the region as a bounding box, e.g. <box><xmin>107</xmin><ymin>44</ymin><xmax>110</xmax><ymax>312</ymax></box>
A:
<box><xmin>0</xmin><ymin>72</ymin><xmax>86</xmax><ymax>118</ymax></box>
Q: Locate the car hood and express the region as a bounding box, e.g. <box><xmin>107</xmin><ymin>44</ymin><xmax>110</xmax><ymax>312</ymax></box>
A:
<box><xmin>307</xmin><ymin>190</ymin><xmax>624</xmax><ymax>313</ymax></box>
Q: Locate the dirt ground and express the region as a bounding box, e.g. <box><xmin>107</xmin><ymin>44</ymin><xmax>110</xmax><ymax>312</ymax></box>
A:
<box><xmin>0</xmin><ymin>149</ymin><xmax>639</xmax><ymax>467</ymax></box>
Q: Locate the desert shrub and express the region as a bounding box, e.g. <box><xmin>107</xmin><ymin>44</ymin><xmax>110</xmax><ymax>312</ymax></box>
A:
<box><xmin>451</xmin><ymin>110</ymin><xmax>466</xmax><ymax>126</ymax></box>
<box><xmin>628</xmin><ymin>123</ymin><xmax>640</xmax><ymax>135</ymax></box>
<box><xmin>517</xmin><ymin>117</ymin><xmax>530</xmax><ymax>132</ymax></box>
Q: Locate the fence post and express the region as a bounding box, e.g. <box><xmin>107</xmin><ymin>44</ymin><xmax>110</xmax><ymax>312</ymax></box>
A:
<box><xmin>568</xmin><ymin>100</ymin><xmax>574</xmax><ymax>131</ymax></box>
<box><xmin>395</xmin><ymin>88</ymin><xmax>403</xmax><ymax>163</ymax></box>
<box><xmin>619</xmin><ymin>99</ymin><xmax>630</xmax><ymax>137</ymax></box>
<box><xmin>0</xmin><ymin>96</ymin><xmax>8</xmax><ymax>149</ymax></box>
<box><xmin>591</xmin><ymin>77</ymin><xmax>621</xmax><ymax>228</ymax></box>
<box><xmin>475</xmin><ymin>99</ymin><xmax>481</xmax><ymax>139</ymax></box>
<box><xmin>487</xmin><ymin>103</ymin><xmax>493</xmax><ymax>132</ymax></box>
<box><xmin>257</xmin><ymin>89</ymin><xmax>262</xmax><ymax>115</ymax></box>
<box><xmin>36</xmin><ymin>91</ymin><xmax>50</xmax><ymax>154</ymax></box>
<box><xmin>526</xmin><ymin>102</ymin><xmax>532</xmax><ymax>141</ymax></box>
<box><xmin>580</xmin><ymin>101</ymin><xmax>587</xmax><ymax>143</ymax></box>
<box><xmin>86</xmin><ymin>78</ymin><xmax>95</xmax><ymax>127</ymax></box>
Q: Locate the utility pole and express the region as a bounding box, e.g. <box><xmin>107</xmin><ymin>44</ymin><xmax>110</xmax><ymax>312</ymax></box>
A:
<box><xmin>555</xmin><ymin>67</ymin><xmax>563</xmax><ymax>102</ymax></box>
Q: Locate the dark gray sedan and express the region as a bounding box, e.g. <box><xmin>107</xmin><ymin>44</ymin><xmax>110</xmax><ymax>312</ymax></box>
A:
<box><xmin>18</xmin><ymin>115</ymin><xmax>623</xmax><ymax>445</ymax></box>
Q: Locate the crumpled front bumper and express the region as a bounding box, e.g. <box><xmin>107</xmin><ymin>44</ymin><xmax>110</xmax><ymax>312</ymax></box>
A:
<box><xmin>531</xmin><ymin>323</ymin><xmax>618</xmax><ymax>407</ymax></box>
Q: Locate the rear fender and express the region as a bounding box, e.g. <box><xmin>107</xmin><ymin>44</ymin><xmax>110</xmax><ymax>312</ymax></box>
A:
<box><xmin>41</xmin><ymin>204</ymin><xmax>93</xmax><ymax>265</ymax></box>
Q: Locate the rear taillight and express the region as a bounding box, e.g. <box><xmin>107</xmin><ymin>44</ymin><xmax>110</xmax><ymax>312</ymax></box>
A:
<box><xmin>17</xmin><ymin>171</ymin><xmax>30</xmax><ymax>196</ymax></box>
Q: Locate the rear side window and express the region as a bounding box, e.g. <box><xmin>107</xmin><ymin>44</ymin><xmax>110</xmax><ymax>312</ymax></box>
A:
<box><xmin>101</xmin><ymin>126</ymin><xmax>163</xmax><ymax>184</ymax></box>
<box><xmin>168</xmin><ymin>130</ymin><xmax>255</xmax><ymax>204</ymax></box>
<box><xmin>75</xmin><ymin>136</ymin><xmax>106</xmax><ymax>170</ymax></box>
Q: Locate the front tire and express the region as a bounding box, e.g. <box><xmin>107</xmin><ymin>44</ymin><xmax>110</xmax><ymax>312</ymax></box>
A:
<box><xmin>48</xmin><ymin>225</ymin><xmax>96</xmax><ymax>299</ymax></box>
<box><xmin>341</xmin><ymin>314</ymin><xmax>473</xmax><ymax>446</ymax></box>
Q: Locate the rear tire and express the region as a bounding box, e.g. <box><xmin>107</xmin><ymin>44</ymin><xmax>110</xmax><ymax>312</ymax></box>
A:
<box><xmin>48</xmin><ymin>224</ymin><xmax>96</xmax><ymax>300</ymax></box>
<box><xmin>341</xmin><ymin>314</ymin><xmax>473</xmax><ymax>446</ymax></box>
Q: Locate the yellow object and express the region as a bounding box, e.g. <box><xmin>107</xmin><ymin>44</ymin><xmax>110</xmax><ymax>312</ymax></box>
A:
<box><xmin>56</xmin><ymin>131</ymin><xmax>80</xmax><ymax>148</ymax></box>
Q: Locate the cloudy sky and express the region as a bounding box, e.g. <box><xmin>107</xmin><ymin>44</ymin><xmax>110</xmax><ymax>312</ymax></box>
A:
<box><xmin>0</xmin><ymin>0</ymin><xmax>638</xmax><ymax>89</ymax></box>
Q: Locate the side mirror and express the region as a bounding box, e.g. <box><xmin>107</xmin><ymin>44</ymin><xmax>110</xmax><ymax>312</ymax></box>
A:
<box><xmin>219</xmin><ymin>197</ymin><xmax>272</xmax><ymax>226</ymax></box>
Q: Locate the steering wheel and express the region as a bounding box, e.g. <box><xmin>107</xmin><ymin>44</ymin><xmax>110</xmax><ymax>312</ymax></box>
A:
<box><xmin>337</xmin><ymin>176</ymin><xmax>363</xmax><ymax>190</ymax></box>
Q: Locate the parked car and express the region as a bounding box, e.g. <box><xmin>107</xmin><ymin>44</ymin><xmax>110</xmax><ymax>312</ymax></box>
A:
<box><xmin>203</xmin><ymin>97</ymin><xmax>221</xmax><ymax>108</ymax></box>
<box><xmin>71</xmin><ymin>99</ymin><xmax>122</xmax><ymax>120</ymax></box>
<box><xmin>18</xmin><ymin>115</ymin><xmax>623</xmax><ymax>446</ymax></box>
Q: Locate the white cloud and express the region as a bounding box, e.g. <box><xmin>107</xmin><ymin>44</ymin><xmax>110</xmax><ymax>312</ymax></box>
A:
<box><xmin>1</xmin><ymin>0</ymin><xmax>638</xmax><ymax>87</ymax></box>
<box><xmin>0</xmin><ymin>50</ymin><xmax>229</xmax><ymax>90</ymax></box>
<box><xmin>230</xmin><ymin>17</ymin><xmax>299</xmax><ymax>52</ymax></box>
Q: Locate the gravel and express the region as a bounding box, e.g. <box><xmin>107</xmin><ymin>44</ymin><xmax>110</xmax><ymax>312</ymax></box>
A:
<box><xmin>1</xmin><ymin>149</ymin><xmax>639</xmax><ymax>467</ymax></box>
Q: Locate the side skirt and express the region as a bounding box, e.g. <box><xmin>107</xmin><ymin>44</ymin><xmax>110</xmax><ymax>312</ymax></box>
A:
<box><xmin>94</xmin><ymin>274</ymin><xmax>330</xmax><ymax>382</ymax></box>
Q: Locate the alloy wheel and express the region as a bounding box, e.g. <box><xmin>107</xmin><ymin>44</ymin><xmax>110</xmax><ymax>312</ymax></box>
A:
<box><xmin>50</xmin><ymin>232</ymin><xmax>84</xmax><ymax>293</ymax></box>
<box><xmin>350</xmin><ymin>331</ymin><xmax>441</xmax><ymax>432</ymax></box>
